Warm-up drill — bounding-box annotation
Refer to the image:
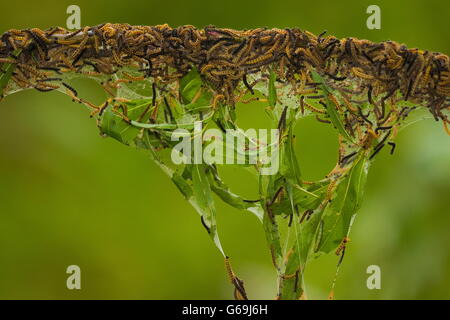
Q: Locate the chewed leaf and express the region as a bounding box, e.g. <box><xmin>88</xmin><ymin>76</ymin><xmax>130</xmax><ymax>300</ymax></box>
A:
<box><xmin>315</xmin><ymin>154</ymin><xmax>370</xmax><ymax>254</ymax></box>
<box><xmin>191</xmin><ymin>164</ymin><xmax>225</xmax><ymax>256</ymax></box>
<box><xmin>280</xmin><ymin>206</ymin><xmax>326</xmax><ymax>299</ymax></box>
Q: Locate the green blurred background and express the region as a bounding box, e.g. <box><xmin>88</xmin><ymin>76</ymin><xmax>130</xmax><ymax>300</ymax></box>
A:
<box><xmin>0</xmin><ymin>0</ymin><xmax>449</xmax><ymax>299</ymax></box>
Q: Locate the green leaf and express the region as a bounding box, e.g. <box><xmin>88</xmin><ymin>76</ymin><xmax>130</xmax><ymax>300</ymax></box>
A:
<box><xmin>99</xmin><ymin>97</ymin><xmax>214</xmax><ymax>148</ymax></box>
<box><xmin>185</xmin><ymin>89</ymin><xmax>213</xmax><ymax>114</ymax></box>
<box><xmin>278</xmin><ymin>181</ymin><xmax>303</xmax><ymax>299</ymax></box>
<box><xmin>310</xmin><ymin>71</ymin><xmax>355</xmax><ymax>143</ymax></box>
<box><xmin>280</xmin><ymin>124</ymin><xmax>301</xmax><ymax>185</ymax></box>
<box><xmin>180</xmin><ymin>67</ymin><xmax>203</xmax><ymax>104</ymax></box>
<box><xmin>208</xmin><ymin>166</ymin><xmax>263</xmax><ymax>221</ymax></box>
<box><xmin>268</xmin><ymin>181</ymin><xmax>327</xmax><ymax>215</ymax></box>
<box><xmin>172</xmin><ymin>172</ymin><xmax>193</xmax><ymax>200</ymax></box>
<box><xmin>165</xmin><ymin>96</ymin><xmax>184</xmax><ymax>120</ymax></box>
<box><xmin>268</xmin><ymin>70</ymin><xmax>277</xmax><ymax>107</ymax></box>
<box><xmin>261</xmin><ymin>175</ymin><xmax>283</xmax><ymax>273</ymax></box>
<box><xmin>130</xmin><ymin>120</ymin><xmax>195</xmax><ymax>130</ymax></box>
<box><xmin>99</xmin><ymin>99</ymin><xmax>152</xmax><ymax>146</ymax></box>
<box><xmin>0</xmin><ymin>49</ymin><xmax>21</xmax><ymax>97</ymax></box>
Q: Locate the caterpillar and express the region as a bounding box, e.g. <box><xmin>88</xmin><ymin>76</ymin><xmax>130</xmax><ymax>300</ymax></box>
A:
<box><xmin>0</xmin><ymin>24</ymin><xmax>448</xmax><ymax>133</ymax></box>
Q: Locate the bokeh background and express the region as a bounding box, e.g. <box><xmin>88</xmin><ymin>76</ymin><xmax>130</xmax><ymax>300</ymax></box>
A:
<box><xmin>0</xmin><ymin>0</ymin><xmax>449</xmax><ymax>299</ymax></box>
